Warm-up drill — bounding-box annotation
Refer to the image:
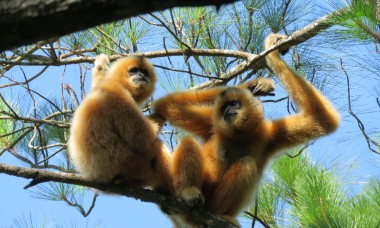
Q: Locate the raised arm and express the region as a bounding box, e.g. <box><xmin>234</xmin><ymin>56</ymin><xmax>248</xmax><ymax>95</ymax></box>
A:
<box><xmin>154</xmin><ymin>77</ymin><xmax>275</xmax><ymax>140</ymax></box>
<box><xmin>153</xmin><ymin>90</ymin><xmax>217</xmax><ymax>139</ymax></box>
<box><xmin>263</xmin><ymin>34</ymin><xmax>340</xmax><ymax>154</ymax></box>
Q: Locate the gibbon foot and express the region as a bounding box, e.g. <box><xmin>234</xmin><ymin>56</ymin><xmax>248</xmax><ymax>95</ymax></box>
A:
<box><xmin>217</xmin><ymin>215</ymin><xmax>241</xmax><ymax>228</ymax></box>
<box><xmin>114</xmin><ymin>179</ymin><xmax>126</xmax><ymax>185</ymax></box>
<box><xmin>247</xmin><ymin>77</ymin><xmax>276</xmax><ymax>97</ymax></box>
<box><xmin>180</xmin><ymin>187</ymin><xmax>205</xmax><ymax>207</ymax></box>
<box><xmin>112</xmin><ymin>174</ymin><xmax>126</xmax><ymax>185</ymax></box>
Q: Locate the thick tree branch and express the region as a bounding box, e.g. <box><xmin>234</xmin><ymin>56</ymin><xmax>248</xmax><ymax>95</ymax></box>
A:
<box><xmin>0</xmin><ymin>48</ymin><xmax>253</xmax><ymax>66</ymax></box>
<box><xmin>0</xmin><ymin>163</ymin><xmax>238</xmax><ymax>228</ymax></box>
<box><xmin>0</xmin><ymin>0</ymin><xmax>237</xmax><ymax>52</ymax></box>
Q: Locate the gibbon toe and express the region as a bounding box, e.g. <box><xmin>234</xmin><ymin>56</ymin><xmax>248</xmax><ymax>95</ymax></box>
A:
<box><xmin>181</xmin><ymin>186</ymin><xmax>205</xmax><ymax>207</ymax></box>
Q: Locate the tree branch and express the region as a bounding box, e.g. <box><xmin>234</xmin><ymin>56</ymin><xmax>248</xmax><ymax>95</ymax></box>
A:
<box><xmin>0</xmin><ymin>0</ymin><xmax>237</xmax><ymax>52</ymax></box>
<box><xmin>341</xmin><ymin>59</ymin><xmax>380</xmax><ymax>155</ymax></box>
<box><xmin>0</xmin><ymin>110</ymin><xmax>70</xmax><ymax>128</ymax></box>
<box><xmin>0</xmin><ymin>163</ymin><xmax>238</xmax><ymax>228</ymax></box>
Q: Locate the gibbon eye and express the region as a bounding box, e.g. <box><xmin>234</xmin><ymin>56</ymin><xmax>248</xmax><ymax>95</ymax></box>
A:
<box><xmin>129</xmin><ymin>67</ymin><xmax>139</xmax><ymax>73</ymax></box>
<box><xmin>230</xmin><ymin>100</ymin><xmax>237</xmax><ymax>106</ymax></box>
<box><xmin>141</xmin><ymin>69</ymin><xmax>149</xmax><ymax>77</ymax></box>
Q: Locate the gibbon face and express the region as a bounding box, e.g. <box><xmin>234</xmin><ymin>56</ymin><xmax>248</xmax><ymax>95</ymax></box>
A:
<box><xmin>129</xmin><ymin>65</ymin><xmax>150</xmax><ymax>85</ymax></box>
<box><xmin>213</xmin><ymin>88</ymin><xmax>264</xmax><ymax>135</ymax></box>
<box><xmin>108</xmin><ymin>56</ymin><xmax>157</xmax><ymax>101</ymax></box>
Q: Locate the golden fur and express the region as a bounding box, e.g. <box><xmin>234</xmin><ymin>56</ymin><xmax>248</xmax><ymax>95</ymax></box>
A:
<box><xmin>69</xmin><ymin>55</ymin><xmax>173</xmax><ymax>195</ymax></box>
<box><xmin>153</xmin><ymin>34</ymin><xmax>340</xmax><ymax>227</ymax></box>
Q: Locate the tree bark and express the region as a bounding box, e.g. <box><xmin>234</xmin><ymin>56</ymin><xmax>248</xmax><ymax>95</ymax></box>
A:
<box><xmin>0</xmin><ymin>0</ymin><xmax>236</xmax><ymax>52</ymax></box>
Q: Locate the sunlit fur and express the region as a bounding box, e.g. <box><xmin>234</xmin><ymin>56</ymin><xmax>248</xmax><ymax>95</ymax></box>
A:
<box><xmin>91</xmin><ymin>53</ymin><xmax>110</xmax><ymax>88</ymax></box>
<box><xmin>153</xmin><ymin>34</ymin><xmax>340</xmax><ymax>227</ymax></box>
<box><xmin>69</xmin><ymin>55</ymin><xmax>173</xmax><ymax>195</ymax></box>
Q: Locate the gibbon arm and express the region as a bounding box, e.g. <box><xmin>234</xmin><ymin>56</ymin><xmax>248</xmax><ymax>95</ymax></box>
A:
<box><xmin>154</xmin><ymin>78</ymin><xmax>275</xmax><ymax>139</ymax></box>
<box><xmin>263</xmin><ymin>34</ymin><xmax>340</xmax><ymax>155</ymax></box>
<box><xmin>91</xmin><ymin>53</ymin><xmax>110</xmax><ymax>88</ymax></box>
<box><xmin>146</xmin><ymin>112</ymin><xmax>167</xmax><ymax>135</ymax></box>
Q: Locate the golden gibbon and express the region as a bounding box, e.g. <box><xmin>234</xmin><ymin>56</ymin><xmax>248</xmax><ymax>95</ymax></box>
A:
<box><xmin>153</xmin><ymin>34</ymin><xmax>340</xmax><ymax>227</ymax></box>
<box><xmin>69</xmin><ymin>55</ymin><xmax>174</xmax><ymax>195</ymax></box>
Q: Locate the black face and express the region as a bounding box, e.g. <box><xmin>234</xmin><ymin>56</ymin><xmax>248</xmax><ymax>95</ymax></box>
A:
<box><xmin>220</xmin><ymin>99</ymin><xmax>241</xmax><ymax>121</ymax></box>
<box><xmin>129</xmin><ymin>67</ymin><xmax>149</xmax><ymax>83</ymax></box>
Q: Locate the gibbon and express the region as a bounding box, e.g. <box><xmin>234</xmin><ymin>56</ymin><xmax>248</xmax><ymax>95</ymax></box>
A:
<box><xmin>69</xmin><ymin>55</ymin><xmax>173</xmax><ymax>195</ymax></box>
<box><xmin>153</xmin><ymin>34</ymin><xmax>340</xmax><ymax>227</ymax></box>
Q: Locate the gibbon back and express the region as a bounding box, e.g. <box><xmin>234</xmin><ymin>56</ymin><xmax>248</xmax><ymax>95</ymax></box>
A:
<box><xmin>153</xmin><ymin>34</ymin><xmax>340</xmax><ymax>227</ymax></box>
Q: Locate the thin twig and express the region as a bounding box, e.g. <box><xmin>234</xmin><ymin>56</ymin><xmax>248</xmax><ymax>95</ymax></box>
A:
<box><xmin>281</xmin><ymin>0</ymin><xmax>292</xmax><ymax>35</ymax></box>
<box><xmin>149</xmin><ymin>13</ymin><xmax>192</xmax><ymax>50</ymax></box>
<box><xmin>0</xmin><ymin>110</ymin><xmax>70</xmax><ymax>128</ymax></box>
<box><xmin>161</xmin><ymin>132</ymin><xmax>173</xmax><ymax>151</ymax></box>
<box><xmin>163</xmin><ymin>37</ymin><xmax>175</xmax><ymax>68</ymax></box>
<box><xmin>251</xmin><ymin>196</ymin><xmax>258</xmax><ymax>228</ymax></box>
<box><xmin>95</xmin><ymin>27</ymin><xmax>130</xmax><ymax>53</ymax></box>
<box><xmin>286</xmin><ymin>140</ymin><xmax>316</xmax><ymax>158</ymax></box>
<box><xmin>0</xmin><ymin>93</ymin><xmax>19</xmax><ymax>117</ymax></box>
<box><xmin>0</xmin><ymin>110</ymin><xmax>73</xmax><ymax>156</ymax></box>
<box><xmin>225</xmin><ymin>30</ymin><xmax>241</xmax><ymax>51</ymax></box>
<box><xmin>1</xmin><ymin>74</ymin><xmax>68</xmax><ymax>117</ymax></box>
<box><xmin>88</xmin><ymin>29</ymin><xmax>124</xmax><ymax>55</ymax></box>
<box><xmin>0</xmin><ymin>126</ymin><xmax>33</xmax><ymax>138</ymax></box>
<box><xmin>19</xmin><ymin>66</ymin><xmax>37</xmax><ymax>118</ymax></box>
<box><xmin>153</xmin><ymin>64</ymin><xmax>224</xmax><ymax>80</ymax></box>
<box><xmin>262</xmin><ymin>96</ymin><xmax>288</xmax><ymax>103</ymax></box>
<box><xmin>0</xmin><ymin>66</ymin><xmax>49</xmax><ymax>89</ymax></box>
<box><xmin>36</xmin><ymin>146</ymin><xmax>67</xmax><ymax>165</ymax></box>
<box><xmin>244</xmin><ymin>211</ymin><xmax>271</xmax><ymax>228</ymax></box>
<box><xmin>341</xmin><ymin>59</ymin><xmax>380</xmax><ymax>154</ymax></box>
<box><xmin>138</xmin><ymin>15</ymin><xmax>163</xmax><ymax>26</ymax></box>
<box><xmin>28</xmin><ymin>126</ymin><xmax>67</xmax><ymax>150</ymax></box>
<box><xmin>7</xmin><ymin>149</ymin><xmax>75</xmax><ymax>173</ymax></box>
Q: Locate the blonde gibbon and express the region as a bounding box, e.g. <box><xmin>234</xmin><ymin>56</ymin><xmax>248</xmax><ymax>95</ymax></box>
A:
<box><xmin>69</xmin><ymin>55</ymin><xmax>174</xmax><ymax>195</ymax></box>
<box><xmin>153</xmin><ymin>34</ymin><xmax>340</xmax><ymax>227</ymax></box>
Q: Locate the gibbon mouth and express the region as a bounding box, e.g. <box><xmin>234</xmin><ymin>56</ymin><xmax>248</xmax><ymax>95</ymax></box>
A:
<box><xmin>133</xmin><ymin>75</ymin><xmax>149</xmax><ymax>83</ymax></box>
<box><xmin>223</xmin><ymin>112</ymin><xmax>238</xmax><ymax>121</ymax></box>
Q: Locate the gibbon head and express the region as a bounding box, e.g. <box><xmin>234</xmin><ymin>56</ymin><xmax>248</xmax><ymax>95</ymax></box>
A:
<box><xmin>213</xmin><ymin>88</ymin><xmax>264</xmax><ymax>136</ymax></box>
<box><xmin>109</xmin><ymin>56</ymin><xmax>157</xmax><ymax>102</ymax></box>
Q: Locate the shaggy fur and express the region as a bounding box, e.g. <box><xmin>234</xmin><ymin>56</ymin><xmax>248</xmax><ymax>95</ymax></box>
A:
<box><xmin>69</xmin><ymin>55</ymin><xmax>173</xmax><ymax>195</ymax></box>
<box><xmin>153</xmin><ymin>34</ymin><xmax>340</xmax><ymax>227</ymax></box>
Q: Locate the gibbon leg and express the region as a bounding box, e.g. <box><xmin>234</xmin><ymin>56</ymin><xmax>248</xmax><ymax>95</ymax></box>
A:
<box><xmin>205</xmin><ymin>156</ymin><xmax>258</xmax><ymax>218</ymax></box>
<box><xmin>172</xmin><ymin>136</ymin><xmax>205</xmax><ymax>207</ymax></box>
<box><xmin>152</xmin><ymin>139</ymin><xmax>175</xmax><ymax>196</ymax></box>
<box><xmin>217</xmin><ymin>215</ymin><xmax>241</xmax><ymax>228</ymax></box>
